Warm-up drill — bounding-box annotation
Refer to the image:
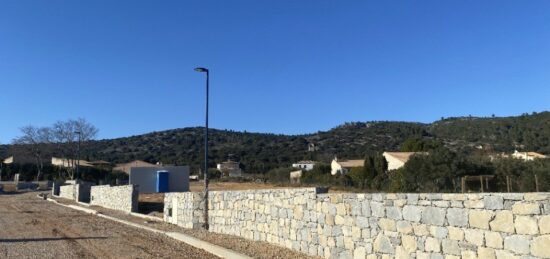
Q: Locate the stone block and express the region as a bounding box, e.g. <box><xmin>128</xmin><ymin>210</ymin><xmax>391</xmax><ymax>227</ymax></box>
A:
<box><xmin>425</xmin><ymin>237</ymin><xmax>440</xmax><ymax>252</ymax></box>
<box><xmin>353</xmin><ymin>246</ymin><xmax>366</xmax><ymax>259</ymax></box>
<box><xmin>483</xmin><ymin>196</ymin><xmax>504</xmax><ymax>210</ymax></box>
<box><xmin>379</xmin><ymin>218</ymin><xmax>396</xmax><ymax>231</ymax></box>
<box><xmin>464</xmin><ymin>229</ymin><xmax>484</xmax><ymax>246</ymax></box>
<box><xmin>489</xmin><ymin>210</ymin><xmax>514</xmax><ymax>233</ymax></box>
<box><xmin>403</xmin><ymin>205</ymin><xmax>422</xmax><ymax>222</ymax></box>
<box><xmin>447</xmin><ymin>208</ymin><xmax>468</xmax><ymax>227</ymax></box>
<box><xmin>485</xmin><ymin>231</ymin><xmax>503</xmax><ymax>249</ymax></box>
<box><xmin>531</xmin><ymin>235</ymin><xmax>550</xmax><ymax>258</ymax></box>
<box><xmin>430</xmin><ymin>226</ymin><xmax>448</xmax><ymax>239</ymax></box>
<box><xmin>539</xmin><ymin>215</ymin><xmax>550</xmax><ymax>234</ymax></box>
<box><xmin>524</xmin><ymin>193</ymin><xmax>549</xmax><ymax>201</ymax></box>
<box><xmin>494</xmin><ymin>249</ymin><xmax>518</xmax><ymax>259</ymax></box>
<box><xmin>512</xmin><ymin>202</ymin><xmax>541</xmax><ymax>215</ymax></box>
<box><xmin>401</xmin><ymin>235</ymin><xmax>417</xmax><ymax>253</ymax></box>
<box><xmin>441</xmin><ymin>239</ymin><xmax>460</xmax><ymax>255</ymax></box>
<box><xmin>514</xmin><ymin>215</ymin><xmax>538</xmax><ymax>235</ymax></box>
<box><xmin>414</xmin><ymin>224</ymin><xmax>429</xmax><ymax>236</ymax></box>
<box><xmin>469</xmin><ymin>210</ymin><xmax>494</xmax><ymax>230</ymax></box>
<box><xmin>396</xmin><ymin>221</ymin><xmax>413</xmax><ymax>234</ymax></box>
<box><xmin>386</xmin><ymin>206</ymin><xmax>403</xmax><ymax>220</ymax></box>
<box><xmin>503</xmin><ymin>235</ymin><xmax>530</xmax><ymax>255</ymax></box>
<box><xmin>422</xmin><ymin>207</ymin><xmax>446</xmax><ymax>226</ymax></box>
<box><xmin>477</xmin><ymin>247</ymin><xmax>495</xmax><ymax>259</ymax></box>
<box><xmin>395</xmin><ymin>246</ymin><xmax>410</xmax><ymax>259</ymax></box>
<box><xmin>448</xmin><ymin>227</ymin><xmax>464</xmax><ymax>241</ymax></box>
<box><xmin>371</xmin><ymin>202</ymin><xmax>385</xmax><ymax>218</ymax></box>
<box><xmin>464</xmin><ymin>199</ymin><xmax>484</xmax><ymax>209</ymax></box>
<box><xmin>373</xmin><ymin>233</ymin><xmax>394</xmax><ymax>254</ymax></box>
<box><xmin>461</xmin><ymin>250</ymin><xmax>477</xmax><ymax>259</ymax></box>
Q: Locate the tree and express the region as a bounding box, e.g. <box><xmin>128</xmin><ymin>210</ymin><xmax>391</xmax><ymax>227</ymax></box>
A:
<box><xmin>51</xmin><ymin>118</ymin><xmax>98</xmax><ymax>179</ymax></box>
<box><xmin>12</xmin><ymin>126</ymin><xmax>52</xmax><ymax>180</ymax></box>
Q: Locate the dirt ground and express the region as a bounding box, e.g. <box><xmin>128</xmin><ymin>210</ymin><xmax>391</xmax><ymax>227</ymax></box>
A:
<box><xmin>0</xmin><ymin>191</ymin><xmax>219</xmax><ymax>259</ymax></box>
<box><xmin>190</xmin><ymin>181</ymin><xmax>286</xmax><ymax>192</ymax></box>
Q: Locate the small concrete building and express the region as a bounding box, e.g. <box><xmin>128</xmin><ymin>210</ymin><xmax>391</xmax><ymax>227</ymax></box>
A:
<box><xmin>217</xmin><ymin>160</ymin><xmax>242</xmax><ymax>177</ymax></box>
<box><xmin>129</xmin><ymin>166</ymin><xmax>190</xmax><ymax>193</ymax></box>
<box><xmin>331</xmin><ymin>158</ymin><xmax>364</xmax><ymax>175</ymax></box>
<box><xmin>292</xmin><ymin>160</ymin><xmax>316</xmax><ymax>171</ymax></box>
<box><xmin>383</xmin><ymin>152</ymin><xmax>426</xmax><ymax>171</ymax></box>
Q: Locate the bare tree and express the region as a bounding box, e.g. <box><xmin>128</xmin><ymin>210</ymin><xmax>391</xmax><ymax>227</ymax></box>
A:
<box><xmin>12</xmin><ymin>126</ymin><xmax>52</xmax><ymax>180</ymax></box>
<box><xmin>51</xmin><ymin>118</ymin><xmax>98</xmax><ymax>179</ymax></box>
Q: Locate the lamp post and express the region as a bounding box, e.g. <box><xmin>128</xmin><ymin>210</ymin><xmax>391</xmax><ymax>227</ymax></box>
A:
<box><xmin>75</xmin><ymin>131</ymin><xmax>81</xmax><ymax>181</ymax></box>
<box><xmin>194</xmin><ymin>67</ymin><xmax>209</xmax><ymax>229</ymax></box>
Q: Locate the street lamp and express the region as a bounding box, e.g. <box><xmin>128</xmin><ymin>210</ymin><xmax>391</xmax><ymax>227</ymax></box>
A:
<box><xmin>194</xmin><ymin>67</ymin><xmax>209</xmax><ymax>230</ymax></box>
<box><xmin>74</xmin><ymin>131</ymin><xmax>81</xmax><ymax>181</ymax></box>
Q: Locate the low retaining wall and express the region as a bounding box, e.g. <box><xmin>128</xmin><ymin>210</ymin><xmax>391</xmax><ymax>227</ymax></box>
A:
<box><xmin>165</xmin><ymin>188</ymin><xmax>550</xmax><ymax>259</ymax></box>
<box><xmin>90</xmin><ymin>185</ymin><xmax>138</xmax><ymax>213</ymax></box>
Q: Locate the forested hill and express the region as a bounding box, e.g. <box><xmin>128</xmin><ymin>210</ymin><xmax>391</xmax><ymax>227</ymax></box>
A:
<box><xmin>3</xmin><ymin>112</ymin><xmax>550</xmax><ymax>173</ymax></box>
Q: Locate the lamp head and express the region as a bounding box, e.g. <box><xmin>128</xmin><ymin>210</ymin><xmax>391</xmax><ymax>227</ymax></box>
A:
<box><xmin>194</xmin><ymin>67</ymin><xmax>208</xmax><ymax>73</ymax></box>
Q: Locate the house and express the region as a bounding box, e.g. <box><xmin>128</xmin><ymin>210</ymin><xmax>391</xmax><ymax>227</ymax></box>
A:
<box><xmin>113</xmin><ymin>160</ymin><xmax>157</xmax><ymax>174</ymax></box>
<box><xmin>3</xmin><ymin>155</ymin><xmax>47</xmax><ymax>165</ymax></box>
<box><xmin>331</xmin><ymin>158</ymin><xmax>364</xmax><ymax>175</ymax></box>
<box><xmin>51</xmin><ymin>157</ymin><xmax>93</xmax><ymax>168</ymax></box>
<box><xmin>217</xmin><ymin>160</ymin><xmax>242</xmax><ymax>177</ymax></box>
<box><xmin>383</xmin><ymin>152</ymin><xmax>426</xmax><ymax>171</ymax></box>
<box><xmin>292</xmin><ymin>160</ymin><xmax>316</xmax><ymax>171</ymax></box>
<box><xmin>511</xmin><ymin>150</ymin><xmax>547</xmax><ymax>161</ymax></box>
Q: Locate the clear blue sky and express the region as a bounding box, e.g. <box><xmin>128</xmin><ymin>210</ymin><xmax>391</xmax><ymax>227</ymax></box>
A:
<box><xmin>1</xmin><ymin>1</ymin><xmax>549</xmax><ymax>143</ymax></box>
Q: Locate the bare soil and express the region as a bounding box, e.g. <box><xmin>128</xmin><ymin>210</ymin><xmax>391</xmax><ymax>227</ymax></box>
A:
<box><xmin>0</xmin><ymin>191</ymin><xmax>219</xmax><ymax>259</ymax></box>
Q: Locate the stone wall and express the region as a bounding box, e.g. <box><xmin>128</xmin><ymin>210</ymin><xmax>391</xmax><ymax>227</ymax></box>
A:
<box><xmin>164</xmin><ymin>192</ymin><xmax>204</xmax><ymax>228</ymax></box>
<box><xmin>90</xmin><ymin>185</ymin><xmax>138</xmax><ymax>213</ymax></box>
<box><xmin>58</xmin><ymin>184</ymin><xmax>76</xmax><ymax>200</ymax></box>
<box><xmin>166</xmin><ymin>188</ymin><xmax>550</xmax><ymax>259</ymax></box>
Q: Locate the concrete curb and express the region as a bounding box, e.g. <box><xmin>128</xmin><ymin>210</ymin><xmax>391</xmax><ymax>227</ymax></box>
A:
<box><xmin>43</xmin><ymin>196</ymin><xmax>251</xmax><ymax>259</ymax></box>
<box><xmin>129</xmin><ymin>212</ymin><xmax>164</xmax><ymax>222</ymax></box>
<box><xmin>166</xmin><ymin>232</ymin><xmax>253</xmax><ymax>259</ymax></box>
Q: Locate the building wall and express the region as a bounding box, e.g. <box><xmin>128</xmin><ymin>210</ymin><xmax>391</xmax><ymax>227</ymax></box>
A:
<box><xmin>129</xmin><ymin>166</ymin><xmax>190</xmax><ymax>193</ymax></box>
<box><xmin>292</xmin><ymin>163</ymin><xmax>315</xmax><ymax>171</ymax></box>
<box><xmin>58</xmin><ymin>184</ymin><xmax>76</xmax><ymax>200</ymax></box>
<box><xmin>383</xmin><ymin>154</ymin><xmax>406</xmax><ymax>171</ymax></box>
<box><xmin>90</xmin><ymin>185</ymin><xmax>138</xmax><ymax>212</ymax></box>
<box><xmin>165</xmin><ymin>188</ymin><xmax>550</xmax><ymax>259</ymax></box>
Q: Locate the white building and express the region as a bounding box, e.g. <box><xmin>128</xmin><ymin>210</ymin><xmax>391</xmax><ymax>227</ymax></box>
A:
<box><xmin>511</xmin><ymin>150</ymin><xmax>547</xmax><ymax>161</ymax></box>
<box><xmin>331</xmin><ymin>158</ymin><xmax>364</xmax><ymax>175</ymax></box>
<box><xmin>292</xmin><ymin>160</ymin><xmax>316</xmax><ymax>171</ymax></box>
<box><xmin>382</xmin><ymin>152</ymin><xmax>425</xmax><ymax>171</ymax></box>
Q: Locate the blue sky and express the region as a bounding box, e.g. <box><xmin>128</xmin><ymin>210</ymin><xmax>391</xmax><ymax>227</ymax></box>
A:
<box><xmin>1</xmin><ymin>1</ymin><xmax>549</xmax><ymax>143</ymax></box>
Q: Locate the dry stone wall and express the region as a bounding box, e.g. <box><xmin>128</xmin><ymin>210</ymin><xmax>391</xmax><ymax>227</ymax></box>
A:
<box><xmin>90</xmin><ymin>185</ymin><xmax>138</xmax><ymax>213</ymax></box>
<box><xmin>166</xmin><ymin>189</ymin><xmax>550</xmax><ymax>258</ymax></box>
<box><xmin>164</xmin><ymin>192</ymin><xmax>204</xmax><ymax>228</ymax></box>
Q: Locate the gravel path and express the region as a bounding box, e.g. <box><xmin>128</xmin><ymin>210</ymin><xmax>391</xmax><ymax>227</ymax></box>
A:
<box><xmin>0</xmin><ymin>191</ymin><xmax>219</xmax><ymax>259</ymax></box>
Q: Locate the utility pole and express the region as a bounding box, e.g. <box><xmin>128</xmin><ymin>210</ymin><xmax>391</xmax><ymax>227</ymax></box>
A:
<box><xmin>75</xmin><ymin>131</ymin><xmax>81</xmax><ymax>180</ymax></box>
<box><xmin>194</xmin><ymin>67</ymin><xmax>210</xmax><ymax>230</ymax></box>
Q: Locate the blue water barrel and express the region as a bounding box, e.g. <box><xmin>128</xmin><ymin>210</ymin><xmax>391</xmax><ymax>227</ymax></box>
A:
<box><xmin>156</xmin><ymin>171</ymin><xmax>170</xmax><ymax>193</ymax></box>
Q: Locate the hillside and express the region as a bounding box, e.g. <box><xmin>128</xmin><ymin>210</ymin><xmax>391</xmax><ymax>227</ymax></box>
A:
<box><xmin>3</xmin><ymin>112</ymin><xmax>550</xmax><ymax>174</ymax></box>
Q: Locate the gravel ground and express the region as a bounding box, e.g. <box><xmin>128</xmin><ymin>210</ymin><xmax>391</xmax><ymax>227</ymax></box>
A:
<box><xmin>0</xmin><ymin>191</ymin><xmax>219</xmax><ymax>259</ymax></box>
<box><xmin>54</xmin><ymin>195</ymin><xmax>320</xmax><ymax>259</ymax></box>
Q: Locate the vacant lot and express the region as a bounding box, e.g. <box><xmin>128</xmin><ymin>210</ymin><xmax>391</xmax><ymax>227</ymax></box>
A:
<box><xmin>0</xmin><ymin>191</ymin><xmax>218</xmax><ymax>259</ymax></box>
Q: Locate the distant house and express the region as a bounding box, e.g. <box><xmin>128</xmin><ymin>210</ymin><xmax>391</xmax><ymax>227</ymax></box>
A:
<box><xmin>113</xmin><ymin>160</ymin><xmax>157</xmax><ymax>174</ymax></box>
<box><xmin>511</xmin><ymin>150</ymin><xmax>547</xmax><ymax>161</ymax></box>
<box><xmin>292</xmin><ymin>160</ymin><xmax>316</xmax><ymax>171</ymax></box>
<box><xmin>331</xmin><ymin>158</ymin><xmax>364</xmax><ymax>175</ymax></box>
<box><xmin>383</xmin><ymin>152</ymin><xmax>426</xmax><ymax>171</ymax></box>
<box><xmin>3</xmin><ymin>155</ymin><xmax>46</xmax><ymax>165</ymax></box>
<box><xmin>51</xmin><ymin>157</ymin><xmax>93</xmax><ymax>168</ymax></box>
<box><xmin>217</xmin><ymin>160</ymin><xmax>242</xmax><ymax>177</ymax></box>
